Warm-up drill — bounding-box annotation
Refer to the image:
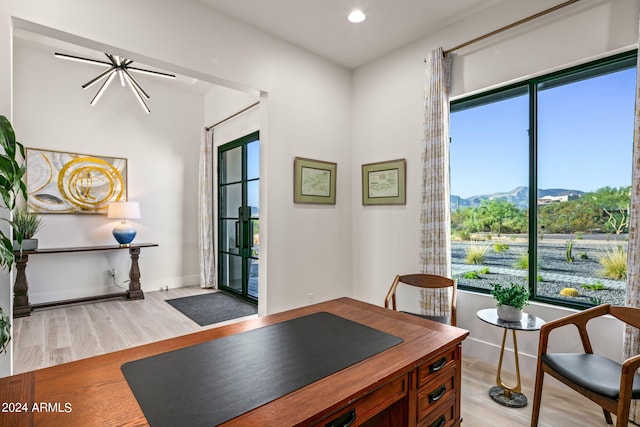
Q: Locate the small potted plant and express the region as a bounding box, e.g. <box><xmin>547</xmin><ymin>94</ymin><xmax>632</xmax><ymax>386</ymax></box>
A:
<box><xmin>490</xmin><ymin>283</ymin><xmax>529</xmax><ymax>322</ymax></box>
<box><xmin>12</xmin><ymin>208</ymin><xmax>43</xmax><ymax>252</ymax></box>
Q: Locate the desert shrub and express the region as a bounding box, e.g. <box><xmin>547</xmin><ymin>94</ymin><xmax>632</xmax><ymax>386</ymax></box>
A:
<box><xmin>566</xmin><ymin>241</ymin><xmax>574</xmax><ymax>263</ymax></box>
<box><xmin>463</xmin><ymin>271</ymin><xmax>480</xmax><ymax>279</ymax></box>
<box><xmin>597</xmin><ymin>245</ymin><xmax>627</xmax><ymax>280</ymax></box>
<box><xmin>464</xmin><ymin>243</ymin><xmax>489</xmax><ymax>265</ymax></box>
<box><xmin>456</xmin><ymin>230</ymin><xmax>471</xmax><ymax>241</ymax></box>
<box><xmin>514</xmin><ymin>253</ymin><xmax>528</xmax><ymax>269</ymax></box>
<box><xmin>559</xmin><ymin>288</ymin><xmax>579</xmax><ymax>297</ymax></box>
<box><xmin>493</xmin><ymin>243</ymin><xmax>509</xmax><ymax>253</ymax></box>
<box><xmin>581</xmin><ymin>282</ymin><xmax>605</xmax><ymax>291</ymax></box>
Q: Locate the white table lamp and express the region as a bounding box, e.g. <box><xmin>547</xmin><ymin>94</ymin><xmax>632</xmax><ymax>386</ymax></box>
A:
<box><xmin>107</xmin><ymin>201</ymin><xmax>141</xmax><ymax>246</ymax></box>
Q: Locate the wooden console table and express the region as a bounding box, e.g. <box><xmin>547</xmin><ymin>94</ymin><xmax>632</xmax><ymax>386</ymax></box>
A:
<box><xmin>13</xmin><ymin>243</ymin><xmax>158</xmax><ymax>318</ymax></box>
<box><xmin>0</xmin><ymin>297</ymin><xmax>468</xmax><ymax>426</ymax></box>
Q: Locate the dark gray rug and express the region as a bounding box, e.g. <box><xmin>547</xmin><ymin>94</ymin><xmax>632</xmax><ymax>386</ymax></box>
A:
<box><xmin>165</xmin><ymin>292</ymin><xmax>257</xmax><ymax>326</ymax></box>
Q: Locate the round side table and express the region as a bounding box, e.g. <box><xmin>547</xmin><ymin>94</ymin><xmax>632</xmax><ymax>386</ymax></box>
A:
<box><xmin>477</xmin><ymin>308</ymin><xmax>545</xmax><ymax>408</ymax></box>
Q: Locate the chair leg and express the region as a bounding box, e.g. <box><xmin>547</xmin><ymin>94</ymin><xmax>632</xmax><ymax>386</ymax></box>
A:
<box><xmin>614</xmin><ymin>398</ymin><xmax>630</xmax><ymax>427</ymax></box>
<box><xmin>530</xmin><ymin>366</ymin><xmax>545</xmax><ymax>427</ymax></box>
<box><xmin>603</xmin><ymin>407</ymin><xmax>613</xmax><ymax>425</ymax></box>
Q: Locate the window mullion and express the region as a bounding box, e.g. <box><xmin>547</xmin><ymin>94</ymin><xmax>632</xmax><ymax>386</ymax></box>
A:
<box><xmin>528</xmin><ymin>81</ymin><xmax>538</xmax><ymax>299</ymax></box>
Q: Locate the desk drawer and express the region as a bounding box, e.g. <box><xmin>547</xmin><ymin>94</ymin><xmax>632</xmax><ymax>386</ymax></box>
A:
<box><xmin>317</xmin><ymin>373</ymin><xmax>408</xmax><ymax>427</ymax></box>
<box><xmin>417</xmin><ymin>395</ymin><xmax>456</xmax><ymax>427</ymax></box>
<box><xmin>417</xmin><ymin>348</ymin><xmax>456</xmax><ymax>388</ymax></box>
<box><xmin>417</xmin><ymin>366</ymin><xmax>456</xmax><ymax>422</ymax></box>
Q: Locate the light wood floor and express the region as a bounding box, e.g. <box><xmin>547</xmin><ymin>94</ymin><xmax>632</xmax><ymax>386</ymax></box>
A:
<box><xmin>13</xmin><ymin>287</ymin><xmax>623</xmax><ymax>426</ymax></box>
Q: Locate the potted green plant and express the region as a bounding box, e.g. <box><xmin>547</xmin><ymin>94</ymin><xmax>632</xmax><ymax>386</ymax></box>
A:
<box><xmin>0</xmin><ymin>115</ymin><xmax>28</xmax><ymax>354</ymax></box>
<box><xmin>12</xmin><ymin>208</ymin><xmax>43</xmax><ymax>251</ymax></box>
<box><xmin>490</xmin><ymin>283</ymin><xmax>529</xmax><ymax>322</ymax></box>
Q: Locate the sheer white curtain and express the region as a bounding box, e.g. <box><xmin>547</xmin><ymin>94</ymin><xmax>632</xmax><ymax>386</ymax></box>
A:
<box><xmin>623</xmin><ymin>13</ymin><xmax>640</xmax><ymax>422</ymax></box>
<box><xmin>419</xmin><ymin>47</ymin><xmax>453</xmax><ymax>315</ymax></box>
<box><xmin>198</xmin><ymin>128</ymin><xmax>216</xmax><ymax>288</ymax></box>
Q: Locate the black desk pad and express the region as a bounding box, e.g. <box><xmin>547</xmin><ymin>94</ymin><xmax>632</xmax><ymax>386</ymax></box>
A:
<box><xmin>121</xmin><ymin>311</ymin><xmax>403</xmax><ymax>427</ymax></box>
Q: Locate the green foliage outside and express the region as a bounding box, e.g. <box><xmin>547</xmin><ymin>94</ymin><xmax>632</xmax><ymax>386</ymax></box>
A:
<box><xmin>464</xmin><ymin>243</ymin><xmax>489</xmax><ymax>265</ymax></box>
<box><xmin>451</xmin><ymin>186</ymin><xmax>631</xmax><ymax>236</ymax></box>
<box><xmin>514</xmin><ymin>253</ymin><xmax>528</xmax><ymax>269</ymax></box>
<box><xmin>493</xmin><ymin>243</ymin><xmax>509</xmax><ymax>253</ymax></box>
<box><xmin>463</xmin><ymin>271</ymin><xmax>479</xmax><ymax>279</ymax></box>
<box><xmin>597</xmin><ymin>246</ymin><xmax>627</xmax><ymax>280</ymax></box>
<box><xmin>581</xmin><ymin>282</ymin><xmax>605</xmax><ymax>291</ymax></box>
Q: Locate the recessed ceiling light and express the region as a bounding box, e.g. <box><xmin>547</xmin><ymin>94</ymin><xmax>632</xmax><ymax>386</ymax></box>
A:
<box><xmin>348</xmin><ymin>10</ymin><xmax>366</xmax><ymax>23</ymax></box>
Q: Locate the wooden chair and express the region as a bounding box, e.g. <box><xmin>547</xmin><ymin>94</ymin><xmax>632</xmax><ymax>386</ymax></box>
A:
<box><xmin>384</xmin><ymin>274</ymin><xmax>457</xmax><ymax>326</ymax></box>
<box><xmin>531</xmin><ymin>304</ymin><xmax>640</xmax><ymax>427</ymax></box>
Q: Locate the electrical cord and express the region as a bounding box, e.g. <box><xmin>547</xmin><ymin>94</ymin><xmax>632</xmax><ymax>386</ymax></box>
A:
<box><xmin>111</xmin><ymin>273</ymin><xmax>130</xmax><ymax>290</ymax></box>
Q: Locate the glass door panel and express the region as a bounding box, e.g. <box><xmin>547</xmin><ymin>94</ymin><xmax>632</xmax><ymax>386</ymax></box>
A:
<box><xmin>220</xmin><ymin>219</ymin><xmax>240</xmax><ymax>255</ymax></box>
<box><xmin>218</xmin><ymin>131</ymin><xmax>259</xmax><ymax>303</ymax></box>
<box><xmin>220</xmin><ymin>253</ymin><xmax>243</xmax><ymax>292</ymax></box>
<box><xmin>221</xmin><ymin>146</ymin><xmax>242</xmax><ymax>183</ymax></box>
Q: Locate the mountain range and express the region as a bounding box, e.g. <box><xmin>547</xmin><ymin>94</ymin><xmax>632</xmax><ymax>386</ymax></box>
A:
<box><xmin>451</xmin><ymin>186</ymin><xmax>584</xmax><ymax>210</ymax></box>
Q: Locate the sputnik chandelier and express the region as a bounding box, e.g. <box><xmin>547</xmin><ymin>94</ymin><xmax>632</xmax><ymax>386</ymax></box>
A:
<box><xmin>54</xmin><ymin>52</ymin><xmax>176</xmax><ymax>113</ymax></box>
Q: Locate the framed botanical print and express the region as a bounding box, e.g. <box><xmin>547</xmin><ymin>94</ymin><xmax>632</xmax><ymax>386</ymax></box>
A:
<box><xmin>293</xmin><ymin>157</ymin><xmax>337</xmax><ymax>204</ymax></box>
<box><xmin>362</xmin><ymin>159</ymin><xmax>406</xmax><ymax>205</ymax></box>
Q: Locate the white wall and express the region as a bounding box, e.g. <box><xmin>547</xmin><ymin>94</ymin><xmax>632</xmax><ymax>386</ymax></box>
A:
<box><xmin>351</xmin><ymin>0</ymin><xmax>639</xmax><ymax>379</ymax></box>
<box><xmin>12</xmin><ymin>40</ymin><xmax>204</xmax><ymax>302</ymax></box>
<box><xmin>1</xmin><ymin>0</ymin><xmax>353</xmax><ymax>377</ymax></box>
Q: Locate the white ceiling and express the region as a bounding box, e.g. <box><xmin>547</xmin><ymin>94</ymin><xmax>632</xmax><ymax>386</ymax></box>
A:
<box><xmin>195</xmin><ymin>0</ymin><xmax>510</xmax><ymax>69</ymax></box>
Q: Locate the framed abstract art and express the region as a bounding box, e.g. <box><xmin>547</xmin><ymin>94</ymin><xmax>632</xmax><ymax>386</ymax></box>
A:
<box><xmin>26</xmin><ymin>148</ymin><xmax>128</xmax><ymax>214</ymax></box>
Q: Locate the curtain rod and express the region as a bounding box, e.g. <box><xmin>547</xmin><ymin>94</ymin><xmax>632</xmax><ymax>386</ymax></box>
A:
<box><xmin>431</xmin><ymin>0</ymin><xmax>580</xmax><ymax>59</ymax></box>
<box><xmin>205</xmin><ymin>101</ymin><xmax>260</xmax><ymax>131</ymax></box>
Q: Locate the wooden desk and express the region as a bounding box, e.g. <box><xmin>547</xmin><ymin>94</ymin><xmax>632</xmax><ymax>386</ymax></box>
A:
<box><xmin>13</xmin><ymin>243</ymin><xmax>158</xmax><ymax>318</ymax></box>
<box><xmin>0</xmin><ymin>297</ymin><xmax>468</xmax><ymax>426</ymax></box>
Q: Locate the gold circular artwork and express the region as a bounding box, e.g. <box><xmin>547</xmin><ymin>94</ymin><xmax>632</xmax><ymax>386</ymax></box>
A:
<box><xmin>57</xmin><ymin>157</ymin><xmax>125</xmax><ymax>211</ymax></box>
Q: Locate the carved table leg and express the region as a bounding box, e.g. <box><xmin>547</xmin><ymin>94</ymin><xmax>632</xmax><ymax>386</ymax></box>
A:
<box><xmin>127</xmin><ymin>247</ymin><xmax>144</xmax><ymax>300</ymax></box>
<box><xmin>13</xmin><ymin>254</ymin><xmax>32</xmax><ymax>317</ymax></box>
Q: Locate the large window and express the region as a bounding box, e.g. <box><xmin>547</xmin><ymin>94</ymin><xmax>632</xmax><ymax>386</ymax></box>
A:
<box><xmin>450</xmin><ymin>51</ymin><xmax>636</xmax><ymax>308</ymax></box>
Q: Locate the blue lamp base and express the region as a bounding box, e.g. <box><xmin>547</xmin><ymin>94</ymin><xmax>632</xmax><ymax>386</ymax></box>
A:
<box><xmin>113</xmin><ymin>220</ymin><xmax>137</xmax><ymax>246</ymax></box>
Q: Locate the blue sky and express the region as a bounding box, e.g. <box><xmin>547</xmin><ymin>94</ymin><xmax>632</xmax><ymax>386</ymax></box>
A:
<box><xmin>450</xmin><ymin>67</ymin><xmax>636</xmax><ymax>199</ymax></box>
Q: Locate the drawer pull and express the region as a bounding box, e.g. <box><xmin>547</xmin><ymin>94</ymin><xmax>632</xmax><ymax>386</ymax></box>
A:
<box><xmin>429</xmin><ymin>357</ymin><xmax>447</xmax><ymax>373</ymax></box>
<box><xmin>429</xmin><ymin>414</ymin><xmax>446</xmax><ymax>427</ymax></box>
<box><xmin>428</xmin><ymin>385</ymin><xmax>447</xmax><ymax>404</ymax></box>
<box><xmin>325</xmin><ymin>408</ymin><xmax>356</xmax><ymax>427</ymax></box>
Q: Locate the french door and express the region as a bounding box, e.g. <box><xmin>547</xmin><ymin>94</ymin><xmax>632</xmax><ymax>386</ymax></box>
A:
<box><xmin>218</xmin><ymin>131</ymin><xmax>259</xmax><ymax>302</ymax></box>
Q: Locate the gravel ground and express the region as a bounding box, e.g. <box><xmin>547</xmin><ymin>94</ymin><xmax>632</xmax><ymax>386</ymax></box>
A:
<box><xmin>452</xmin><ymin>238</ymin><xmax>627</xmax><ymax>305</ymax></box>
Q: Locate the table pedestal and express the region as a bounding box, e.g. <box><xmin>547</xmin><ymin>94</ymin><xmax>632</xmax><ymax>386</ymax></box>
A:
<box><xmin>476</xmin><ymin>308</ymin><xmax>545</xmax><ymax>409</ymax></box>
<box><xmin>489</xmin><ymin>328</ymin><xmax>527</xmax><ymax>407</ymax></box>
<box><xmin>13</xmin><ymin>243</ymin><xmax>157</xmax><ymax>317</ymax></box>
